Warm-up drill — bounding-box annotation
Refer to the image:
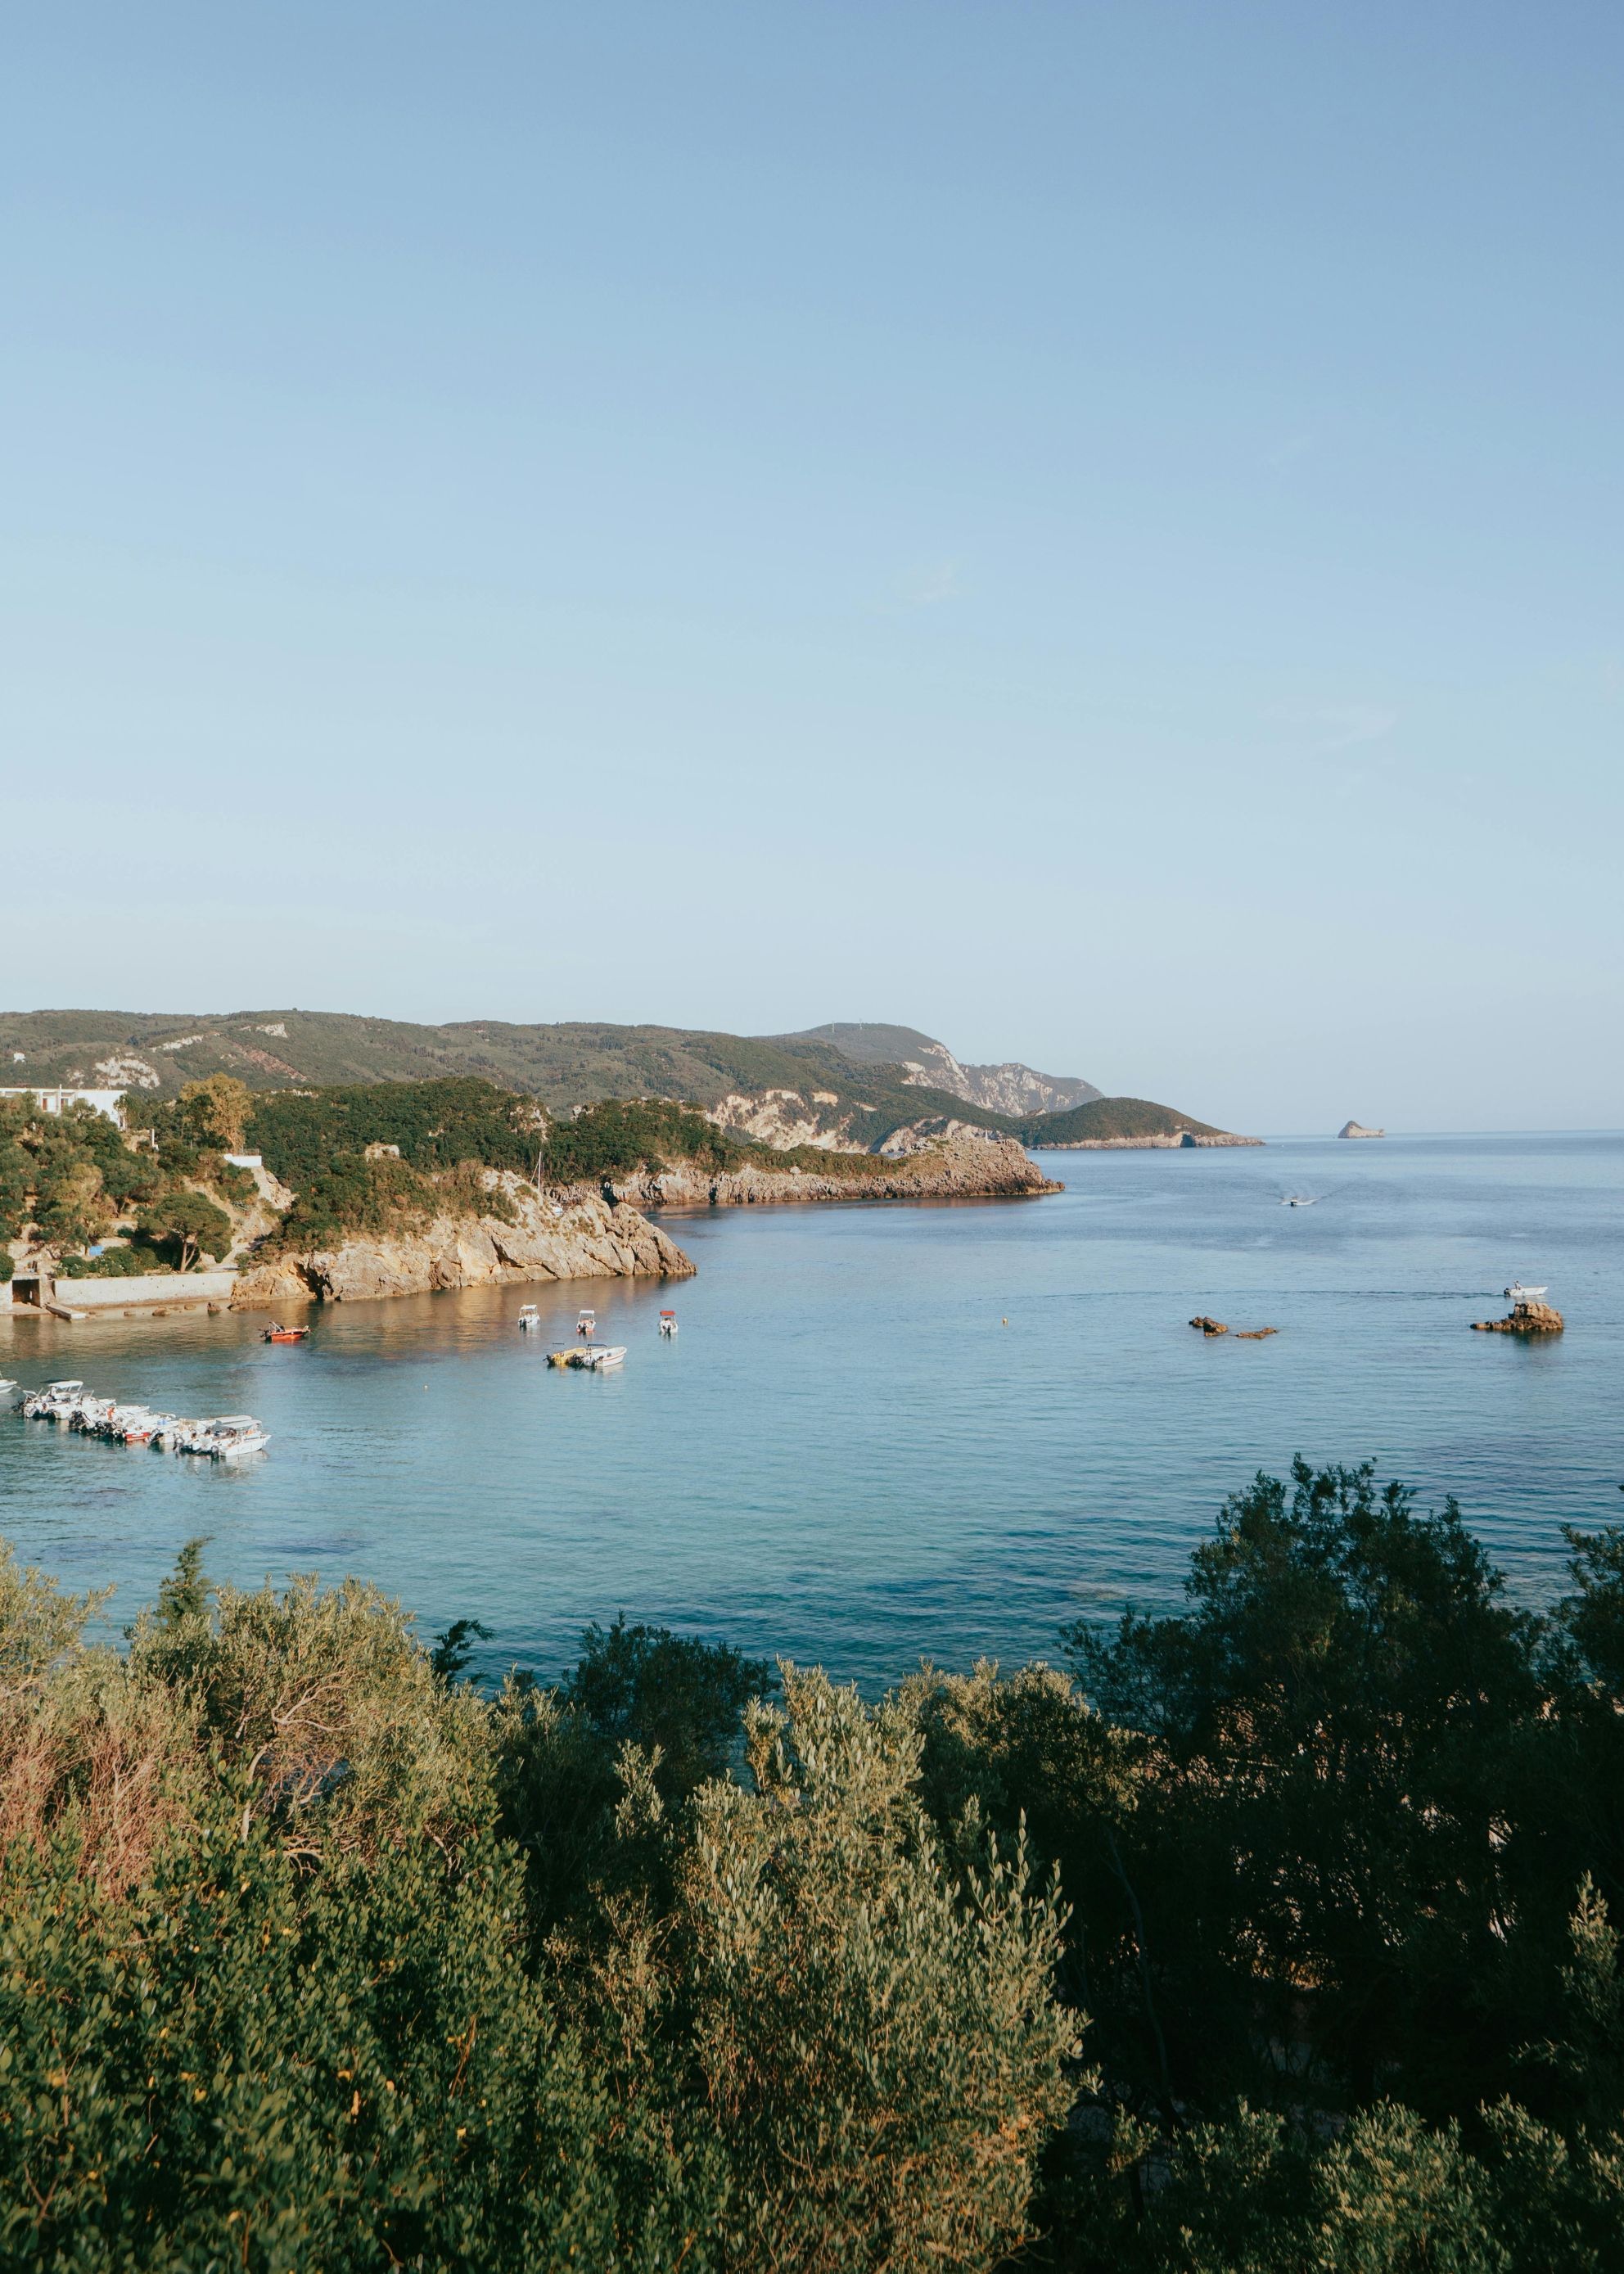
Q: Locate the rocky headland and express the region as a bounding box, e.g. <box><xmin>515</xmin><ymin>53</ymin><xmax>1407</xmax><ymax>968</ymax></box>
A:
<box><xmin>596</xmin><ymin>1130</ymin><xmax>1061</xmax><ymax>1210</ymax></box>
<box><xmin>232</xmin><ymin>1175</ymin><xmax>692</xmax><ymax>1307</ymax></box>
<box><xmin>1042</xmin><ymin>1131</ymin><xmax>1262</xmax><ymax>1151</ymax></box>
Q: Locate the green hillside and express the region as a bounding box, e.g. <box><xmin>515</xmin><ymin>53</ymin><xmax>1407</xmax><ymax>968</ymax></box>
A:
<box><xmin>0</xmin><ymin>1009</ymin><xmax>1017</xmax><ymax>1145</ymax></box>
<box><xmin>1018</xmin><ymin>1095</ymin><xmax>1223</xmax><ymax>1144</ymax></box>
<box><xmin>0</xmin><ymin>1009</ymin><xmax>1233</xmax><ymax>1156</ymax></box>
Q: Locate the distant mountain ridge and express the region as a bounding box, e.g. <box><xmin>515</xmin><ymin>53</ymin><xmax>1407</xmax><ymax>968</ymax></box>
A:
<box><xmin>778</xmin><ymin>1022</ymin><xmax>1101</xmax><ymax>1118</ymax></box>
<box><xmin>0</xmin><ymin>1007</ymin><xmax>1234</xmax><ymax>1153</ymax></box>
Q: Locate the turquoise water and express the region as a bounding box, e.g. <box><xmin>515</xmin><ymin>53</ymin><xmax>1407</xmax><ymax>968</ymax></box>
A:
<box><xmin>2</xmin><ymin>1133</ymin><xmax>1620</xmax><ymax>1686</ymax></box>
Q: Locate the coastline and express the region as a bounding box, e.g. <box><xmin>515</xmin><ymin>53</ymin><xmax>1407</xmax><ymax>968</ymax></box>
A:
<box><xmin>1034</xmin><ymin>1132</ymin><xmax>1262</xmax><ymax>1151</ymax></box>
<box><xmin>598</xmin><ymin>1133</ymin><xmax>1062</xmax><ymax>1209</ymax></box>
<box><xmin>231</xmin><ymin>1178</ymin><xmax>692</xmax><ymax>1306</ymax></box>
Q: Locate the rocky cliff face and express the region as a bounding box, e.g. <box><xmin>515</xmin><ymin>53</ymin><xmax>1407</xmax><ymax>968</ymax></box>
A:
<box><xmin>602</xmin><ymin>1131</ymin><xmax>1060</xmax><ymax>1209</ymax></box>
<box><xmin>231</xmin><ymin>1177</ymin><xmax>692</xmax><ymax>1306</ymax></box>
<box><xmin>777</xmin><ymin>1023</ymin><xmax>1100</xmax><ymax>1117</ymax></box>
<box><xmin>911</xmin><ymin>1049</ymin><xmax>1102</xmax><ymax>1117</ymax></box>
<box><xmin>707</xmin><ymin>1089</ymin><xmax>859</xmax><ymax>1150</ymax></box>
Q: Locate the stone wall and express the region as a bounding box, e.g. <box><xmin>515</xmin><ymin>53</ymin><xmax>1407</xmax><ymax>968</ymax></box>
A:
<box><xmin>43</xmin><ymin>1270</ymin><xmax>239</xmax><ymax>1315</ymax></box>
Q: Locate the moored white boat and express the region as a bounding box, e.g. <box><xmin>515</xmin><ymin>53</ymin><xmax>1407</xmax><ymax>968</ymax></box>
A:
<box><xmin>1504</xmin><ymin>1282</ymin><xmax>1548</xmax><ymax>1302</ymax></box>
<box><xmin>24</xmin><ymin>1380</ymin><xmax>85</xmax><ymax>1420</ymax></box>
<box><xmin>107</xmin><ymin>1405</ymin><xmax>160</xmax><ymax>1443</ymax></box>
<box><xmin>186</xmin><ymin>1415</ymin><xmax>270</xmax><ymax>1459</ymax></box>
<box><xmin>517</xmin><ymin>1304</ymin><xmax>542</xmax><ymax>1330</ymax></box>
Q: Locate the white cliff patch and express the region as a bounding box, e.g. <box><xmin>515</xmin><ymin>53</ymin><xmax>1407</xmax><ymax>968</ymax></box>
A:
<box><xmin>706</xmin><ymin>1090</ymin><xmax>857</xmax><ymax>1151</ymax></box>
<box><xmin>899</xmin><ymin>1046</ymin><xmax>1100</xmax><ymax>1117</ymax></box>
<box><xmin>93</xmin><ymin>1054</ymin><xmax>160</xmax><ymax>1090</ymax></box>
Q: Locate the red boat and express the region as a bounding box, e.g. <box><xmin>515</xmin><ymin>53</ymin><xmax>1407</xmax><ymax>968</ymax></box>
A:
<box><xmin>263</xmin><ymin>1324</ymin><xmax>309</xmax><ymax>1344</ymax></box>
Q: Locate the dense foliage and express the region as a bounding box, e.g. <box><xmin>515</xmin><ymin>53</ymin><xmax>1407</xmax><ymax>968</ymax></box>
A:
<box><xmin>240</xmin><ymin>1079</ymin><xmax>539</xmax><ymax>1254</ymax></box>
<box><xmin>0</xmin><ymin>1546</ymin><xmax>1071</xmax><ymax>2272</ymax></box>
<box><xmin>246</xmin><ymin>1078</ymin><xmax>541</xmax><ymax>1189</ymax></box>
<box><xmin>1017</xmin><ymin>1096</ymin><xmax>1223</xmax><ymax>1144</ymax></box>
<box><xmin>0</xmin><ymin>1009</ymin><xmax>1027</xmax><ymax>1139</ymax></box>
<box><xmin>5</xmin><ymin>1460</ymin><xmax>1622</xmax><ymax>2267</ymax></box>
<box><xmin>539</xmin><ymin>1099</ymin><xmax>914</xmax><ymax>1185</ymax></box>
<box><xmin>539</xmin><ymin>1097</ymin><xmax>745</xmax><ymax>1182</ymax></box>
<box><xmin>0</xmin><ymin>1093</ymin><xmax>241</xmax><ymax>1272</ymax></box>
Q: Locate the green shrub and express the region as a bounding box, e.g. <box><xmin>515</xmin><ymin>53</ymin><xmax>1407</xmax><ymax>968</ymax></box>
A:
<box><xmin>246</xmin><ymin>1077</ymin><xmax>539</xmax><ymax>1189</ymax></box>
<box><xmin>540</xmin><ymin>1097</ymin><xmax>742</xmax><ymax>1182</ymax></box>
<box><xmin>9</xmin><ymin>1471</ymin><xmax>1624</xmax><ymax>2270</ymax></box>
<box><xmin>56</xmin><ymin>1240</ymin><xmax>174</xmax><ymax>1278</ymax></box>
<box><xmin>138</xmin><ymin>1189</ymin><xmax>234</xmax><ymax>1271</ymax></box>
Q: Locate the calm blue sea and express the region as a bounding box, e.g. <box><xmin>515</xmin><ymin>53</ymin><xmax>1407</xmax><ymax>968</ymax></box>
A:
<box><xmin>2</xmin><ymin>1133</ymin><xmax>1620</xmax><ymax>1687</ymax></box>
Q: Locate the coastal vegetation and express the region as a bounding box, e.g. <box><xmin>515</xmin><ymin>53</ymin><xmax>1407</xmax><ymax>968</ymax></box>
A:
<box><xmin>1</xmin><ymin>1007</ymin><xmax>1239</xmax><ymax>1157</ymax></box>
<box><xmin>539</xmin><ymin>1098</ymin><xmax>919</xmax><ymax>1185</ymax></box>
<box><xmin>1016</xmin><ymin>1096</ymin><xmax>1222</xmax><ymax>1145</ymax></box>
<box><xmin>4</xmin><ymin>1460</ymin><xmax>1623</xmax><ymax>2268</ymax></box>
<box><xmin>245</xmin><ymin>1085</ymin><xmax>940</xmax><ymax>1262</ymax></box>
<box><xmin>0</xmin><ymin>1089</ymin><xmax>246</xmax><ymax>1276</ymax></box>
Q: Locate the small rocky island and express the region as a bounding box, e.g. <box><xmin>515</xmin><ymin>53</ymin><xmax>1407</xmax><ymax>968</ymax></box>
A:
<box><xmin>1472</xmin><ymin>1297</ymin><xmax>1564</xmax><ymax>1335</ymax></box>
<box><xmin>1338</xmin><ymin>1120</ymin><xmax>1386</xmax><ymax>1139</ymax></box>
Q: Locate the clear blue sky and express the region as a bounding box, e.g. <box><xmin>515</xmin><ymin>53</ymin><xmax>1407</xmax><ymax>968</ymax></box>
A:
<box><xmin>2</xmin><ymin>3</ymin><xmax>1617</xmax><ymax>1130</ymax></box>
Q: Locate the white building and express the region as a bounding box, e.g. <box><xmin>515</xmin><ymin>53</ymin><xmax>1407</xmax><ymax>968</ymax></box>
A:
<box><xmin>0</xmin><ymin>1086</ymin><xmax>125</xmax><ymax>1123</ymax></box>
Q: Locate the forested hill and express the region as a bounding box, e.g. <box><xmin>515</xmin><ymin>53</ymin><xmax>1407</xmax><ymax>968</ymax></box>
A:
<box><xmin>0</xmin><ymin>1007</ymin><xmax>1238</xmax><ymax>1153</ymax></box>
<box><xmin>1016</xmin><ymin>1096</ymin><xmax>1225</xmax><ymax>1144</ymax></box>
<box><xmin>0</xmin><ymin>1008</ymin><xmax>1009</xmax><ymax>1117</ymax></box>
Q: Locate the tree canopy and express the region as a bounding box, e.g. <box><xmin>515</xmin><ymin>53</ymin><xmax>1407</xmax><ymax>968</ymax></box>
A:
<box><xmin>5</xmin><ymin>1468</ymin><xmax>1624</xmax><ymax>2269</ymax></box>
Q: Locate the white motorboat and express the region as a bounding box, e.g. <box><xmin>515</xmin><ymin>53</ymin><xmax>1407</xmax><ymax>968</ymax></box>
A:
<box><xmin>188</xmin><ymin>1415</ymin><xmax>269</xmax><ymax>1459</ymax></box>
<box><xmin>517</xmin><ymin>1304</ymin><xmax>543</xmax><ymax>1330</ymax></box>
<box><xmin>576</xmin><ymin>1309</ymin><xmax>597</xmax><ymax>1339</ymax></box>
<box><xmin>106</xmin><ymin>1405</ymin><xmax>160</xmax><ymax>1443</ymax></box>
<box><xmin>24</xmin><ymin>1380</ymin><xmax>86</xmax><ymax>1420</ymax></box>
<box><xmin>70</xmin><ymin>1397</ymin><xmax>118</xmax><ymax>1433</ymax></box>
<box><xmin>547</xmin><ymin>1342</ymin><xmax>626</xmax><ymax>1370</ymax></box>
<box><xmin>129</xmin><ymin>1413</ymin><xmax>178</xmax><ymax>1446</ymax></box>
<box><xmin>1504</xmin><ymin>1283</ymin><xmax>1548</xmax><ymax>1303</ymax></box>
<box><xmin>658</xmin><ymin>1310</ymin><xmax>678</xmax><ymax>1336</ymax></box>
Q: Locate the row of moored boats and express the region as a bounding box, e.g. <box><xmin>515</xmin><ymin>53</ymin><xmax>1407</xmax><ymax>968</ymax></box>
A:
<box><xmin>12</xmin><ymin>1379</ymin><xmax>268</xmax><ymax>1458</ymax></box>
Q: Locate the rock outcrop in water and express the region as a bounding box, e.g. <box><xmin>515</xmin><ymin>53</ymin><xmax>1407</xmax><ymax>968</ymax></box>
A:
<box><xmin>1338</xmin><ymin>1121</ymin><xmax>1386</xmax><ymax>1139</ymax></box>
<box><xmin>1471</xmin><ymin>1300</ymin><xmax>1564</xmax><ymax>1335</ymax></box>
<box><xmin>231</xmin><ymin>1178</ymin><xmax>692</xmax><ymax>1306</ymax></box>
<box><xmin>602</xmin><ymin>1131</ymin><xmax>1060</xmax><ymax>1209</ymax></box>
